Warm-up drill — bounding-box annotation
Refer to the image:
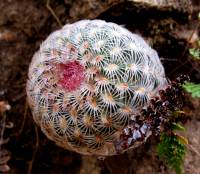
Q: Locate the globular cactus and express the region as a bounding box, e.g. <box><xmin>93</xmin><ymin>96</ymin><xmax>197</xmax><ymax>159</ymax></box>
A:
<box><xmin>26</xmin><ymin>20</ymin><xmax>167</xmax><ymax>156</ymax></box>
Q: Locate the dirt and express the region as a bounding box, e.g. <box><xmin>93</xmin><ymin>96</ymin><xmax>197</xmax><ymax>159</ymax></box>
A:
<box><xmin>0</xmin><ymin>0</ymin><xmax>200</xmax><ymax>173</ymax></box>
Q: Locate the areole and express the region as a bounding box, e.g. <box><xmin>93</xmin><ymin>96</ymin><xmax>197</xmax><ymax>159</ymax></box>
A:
<box><xmin>26</xmin><ymin>20</ymin><xmax>167</xmax><ymax>156</ymax></box>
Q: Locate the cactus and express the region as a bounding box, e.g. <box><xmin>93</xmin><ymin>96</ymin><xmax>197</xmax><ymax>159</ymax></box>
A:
<box><xmin>26</xmin><ymin>20</ymin><xmax>167</xmax><ymax>155</ymax></box>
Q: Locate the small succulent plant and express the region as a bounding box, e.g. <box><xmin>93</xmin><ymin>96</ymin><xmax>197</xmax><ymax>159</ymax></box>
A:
<box><xmin>26</xmin><ymin>20</ymin><xmax>168</xmax><ymax>155</ymax></box>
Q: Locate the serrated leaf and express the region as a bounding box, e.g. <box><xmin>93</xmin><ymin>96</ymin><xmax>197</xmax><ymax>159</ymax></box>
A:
<box><xmin>172</xmin><ymin>110</ymin><xmax>185</xmax><ymax>119</ymax></box>
<box><xmin>176</xmin><ymin>134</ymin><xmax>188</xmax><ymax>145</ymax></box>
<box><xmin>183</xmin><ymin>82</ymin><xmax>200</xmax><ymax>98</ymax></box>
<box><xmin>172</xmin><ymin>123</ymin><xmax>186</xmax><ymax>131</ymax></box>
<box><xmin>157</xmin><ymin>133</ymin><xmax>186</xmax><ymax>174</ymax></box>
<box><xmin>189</xmin><ymin>48</ymin><xmax>200</xmax><ymax>60</ymax></box>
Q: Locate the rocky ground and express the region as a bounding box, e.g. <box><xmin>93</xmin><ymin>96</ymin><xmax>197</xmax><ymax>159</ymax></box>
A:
<box><xmin>0</xmin><ymin>0</ymin><xmax>200</xmax><ymax>173</ymax></box>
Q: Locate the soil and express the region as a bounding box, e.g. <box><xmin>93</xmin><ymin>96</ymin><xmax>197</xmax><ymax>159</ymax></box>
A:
<box><xmin>0</xmin><ymin>0</ymin><xmax>200</xmax><ymax>174</ymax></box>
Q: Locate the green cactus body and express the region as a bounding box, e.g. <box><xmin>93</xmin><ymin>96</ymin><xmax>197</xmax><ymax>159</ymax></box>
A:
<box><xmin>27</xmin><ymin>20</ymin><xmax>167</xmax><ymax>155</ymax></box>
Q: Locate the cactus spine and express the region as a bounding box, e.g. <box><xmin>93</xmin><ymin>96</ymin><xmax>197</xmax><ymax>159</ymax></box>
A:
<box><xmin>27</xmin><ymin>20</ymin><xmax>167</xmax><ymax>155</ymax></box>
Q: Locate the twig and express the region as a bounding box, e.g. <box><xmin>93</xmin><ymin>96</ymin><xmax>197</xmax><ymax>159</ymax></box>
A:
<box><xmin>0</xmin><ymin>113</ymin><xmax>7</xmax><ymax>153</ymax></box>
<box><xmin>27</xmin><ymin>125</ymin><xmax>39</xmax><ymax>174</ymax></box>
<box><xmin>187</xmin><ymin>144</ymin><xmax>200</xmax><ymax>158</ymax></box>
<box><xmin>169</xmin><ymin>23</ymin><xmax>199</xmax><ymax>76</ymax></box>
<box><xmin>16</xmin><ymin>100</ymin><xmax>28</xmax><ymax>137</ymax></box>
<box><xmin>0</xmin><ymin>102</ymin><xmax>11</xmax><ymax>173</ymax></box>
<box><xmin>160</xmin><ymin>58</ymin><xmax>179</xmax><ymax>61</ymax></box>
<box><xmin>46</xmin><ymin>0</ymin><xmax>63</xmax><ymax>28</ymax></box>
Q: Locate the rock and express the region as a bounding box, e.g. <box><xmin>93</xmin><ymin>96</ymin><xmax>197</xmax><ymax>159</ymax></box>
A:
<box><xmin>65</xmin><ymin>0</ymin><xmax>192</xmax><ymax>22</ymax></box>
<box><xmin>66</xmin><ymin>0</ymin><xmax>123</xmax><ymax>22</ymax></box>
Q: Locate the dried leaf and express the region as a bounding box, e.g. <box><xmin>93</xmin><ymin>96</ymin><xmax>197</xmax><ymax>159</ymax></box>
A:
<box><xmin>0</xmin><ymin>138</ymin><xmax>10</xmax><ymax>145</ymax></box>
<box><xmin>0</xmin><ymin>101</ymin><xmax>11</xmax><ymax>114</ymax></box>
<box><xmin>5</xmin><ymin>122</ymin><xmax>14</xmax><ymax>129</ymax></box>
<box><xmin>0</xmin><ymin>154</ymin><xmax>10</xmax><ymax>165</ymax></box>
<box><xmin>0</xmin><ymin>164</ymin><xmax>10</xmax><ymax>172</ymax></box>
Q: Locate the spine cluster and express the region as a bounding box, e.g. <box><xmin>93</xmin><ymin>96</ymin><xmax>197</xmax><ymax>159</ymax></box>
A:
<box><xmin>27</xmin><ymin>20</ymin><xmax>167</xmax><ymax>155</ymax></box>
